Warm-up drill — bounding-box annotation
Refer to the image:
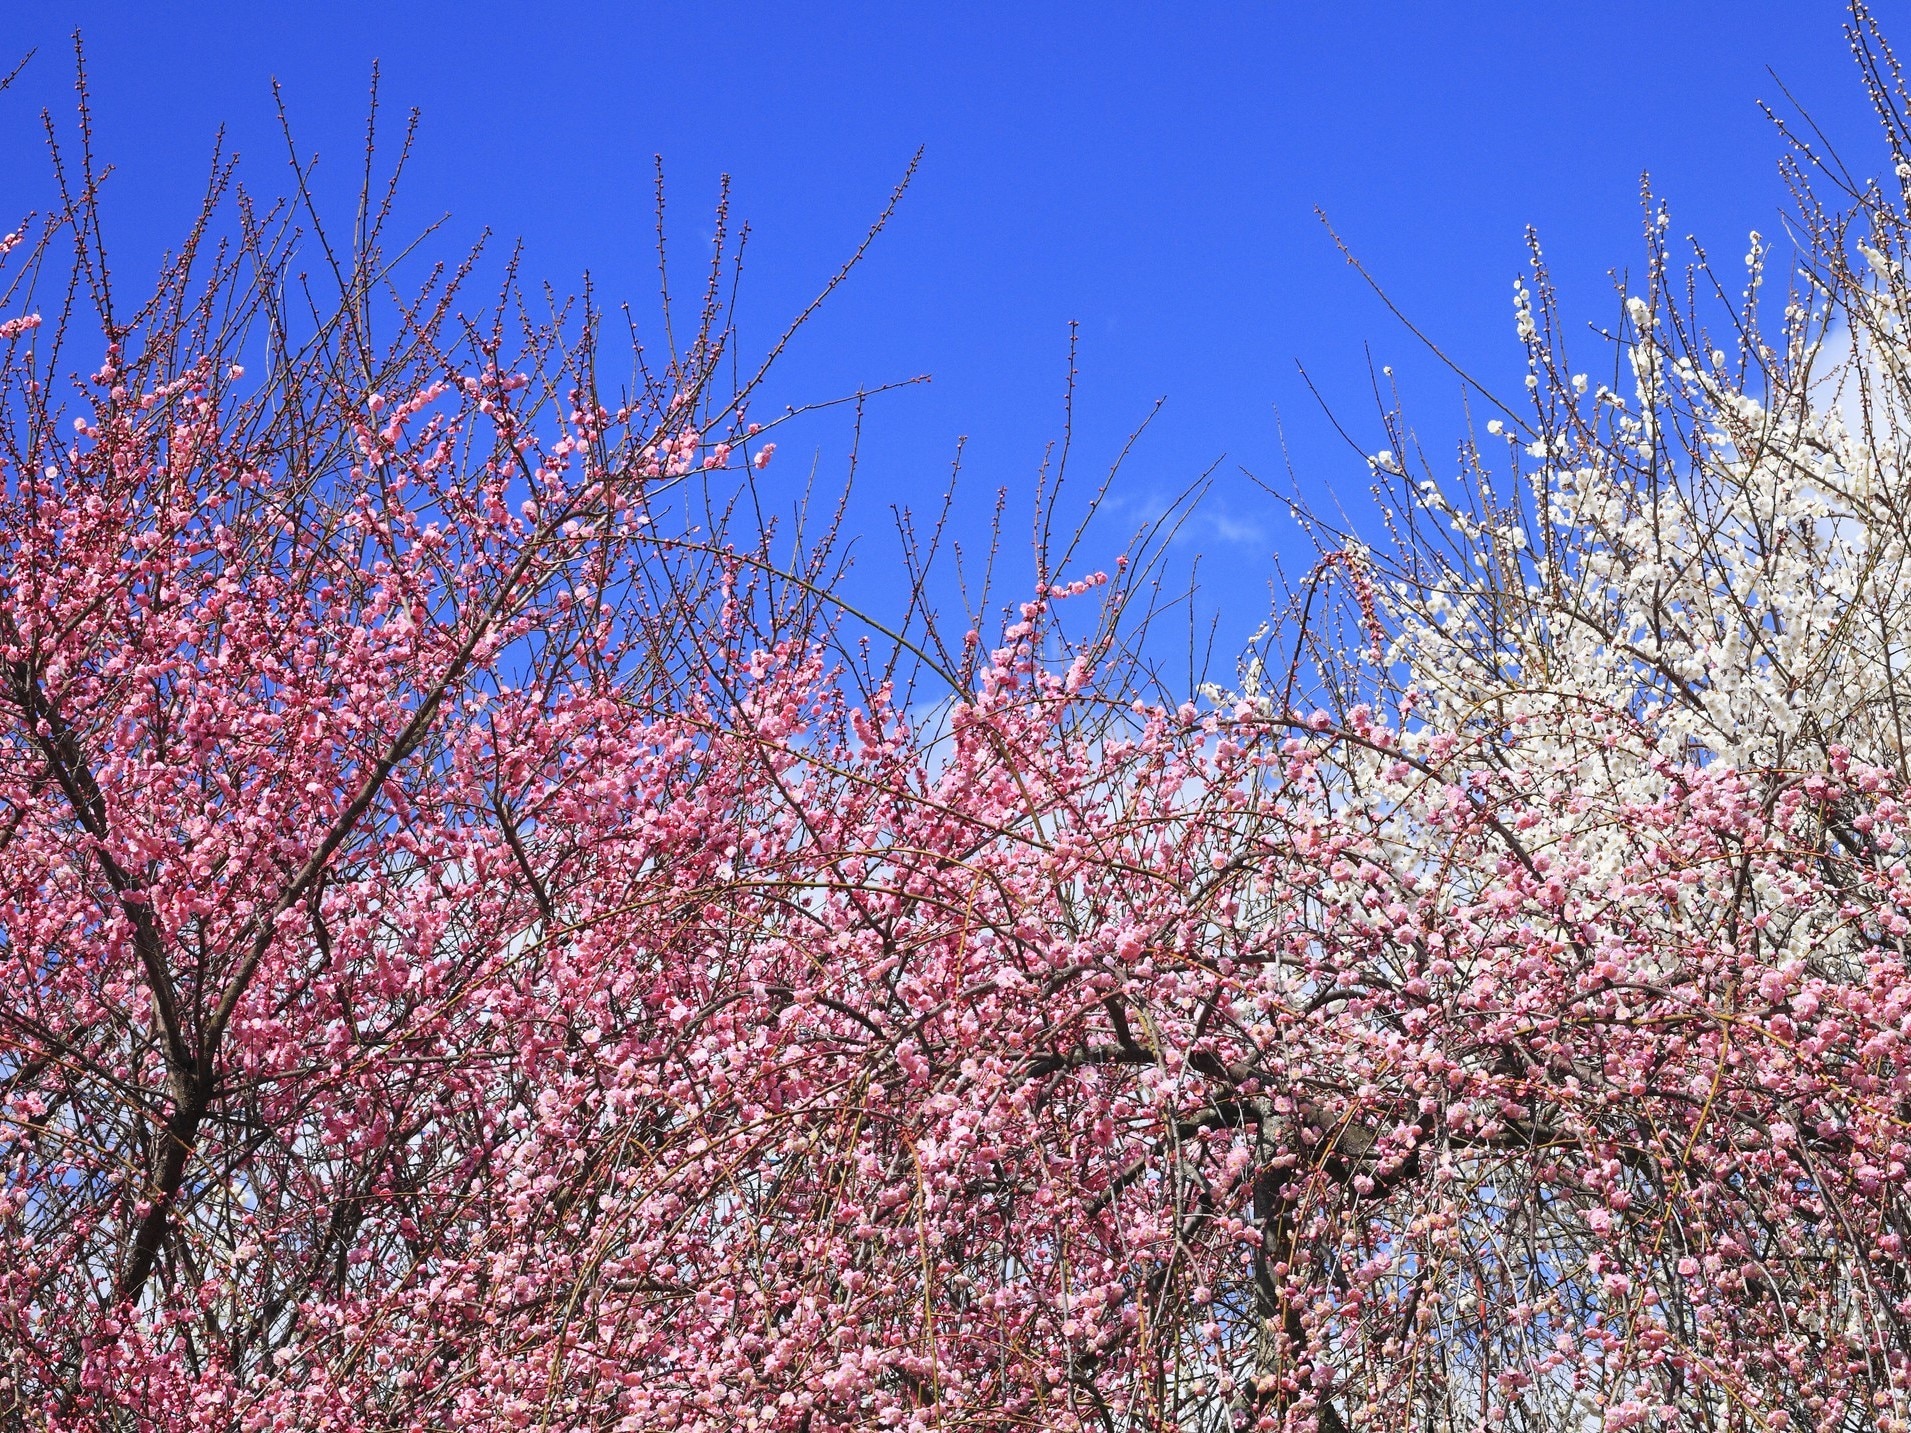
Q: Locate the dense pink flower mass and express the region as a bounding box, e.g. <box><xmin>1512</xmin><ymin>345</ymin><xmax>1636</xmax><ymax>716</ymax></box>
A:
<box><xmin>12</xmin><ymin>17</ymin><xmax>1911</xmax><ymax>1432</ymax></box>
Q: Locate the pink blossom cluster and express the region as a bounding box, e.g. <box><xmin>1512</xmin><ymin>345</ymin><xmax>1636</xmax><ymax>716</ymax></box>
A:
<box><xmin>5</xmin><ymin>357</ymin><xmax>1911</xmax><ymax>1433</ymax></box>
<box><xmin>12</xmin><ymin>35</ymin><xmax>1911</xmax><ymax>1426</ymax></box>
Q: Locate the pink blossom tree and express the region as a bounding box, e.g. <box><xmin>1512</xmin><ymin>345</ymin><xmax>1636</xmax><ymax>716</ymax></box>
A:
<box><xmin>11</xmin><ymin>12</ymin><xmax>1911</xmax><ymax>1432</ymax></box>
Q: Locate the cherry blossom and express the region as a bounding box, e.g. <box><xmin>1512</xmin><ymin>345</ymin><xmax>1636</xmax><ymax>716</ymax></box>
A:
<box><xmin>12</xmin><ymin>13</ymin><xmax>1911</xmax><ymax>1432</ymax></box>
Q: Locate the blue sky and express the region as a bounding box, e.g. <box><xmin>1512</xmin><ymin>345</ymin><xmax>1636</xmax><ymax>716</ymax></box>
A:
<box><xmin>0</xmin><ymin>3</ymin><xmax>1877</xmax><ymax>680</ymax></box>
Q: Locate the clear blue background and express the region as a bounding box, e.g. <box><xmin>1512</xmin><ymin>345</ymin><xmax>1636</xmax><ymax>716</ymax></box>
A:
<box><xmin>0</xmin><ymin>4</ymin><xmax>1877</xmax><ymax>682</ymax></box>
